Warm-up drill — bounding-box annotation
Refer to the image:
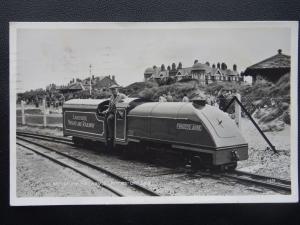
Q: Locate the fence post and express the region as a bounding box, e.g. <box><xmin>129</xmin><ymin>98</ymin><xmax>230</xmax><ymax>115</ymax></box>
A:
<box><xmin>234</xmin><ymin>93</ymin><xmax>241</xmax><ymax>128</ymax></box>
<box><xmin>43</xmin><ymin>99</ymin><xmax>47</xmax><ymax>128</ymax></box>
<box><xmin>21</xmin><ymin>100</ymin><xmax>25</xmax><ymax>125</ymax></box>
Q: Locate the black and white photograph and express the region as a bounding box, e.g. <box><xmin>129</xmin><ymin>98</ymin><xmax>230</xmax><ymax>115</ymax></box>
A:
<box><xmin>10</xmin><ymin>22</ymin><xmax>298</xmax><ymax>205</ymax></box>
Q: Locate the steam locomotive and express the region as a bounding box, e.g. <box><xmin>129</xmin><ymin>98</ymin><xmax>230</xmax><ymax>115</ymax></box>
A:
<box><xmin>62</xmin><ymin>98</ymin><xmax>248</xmax><ymax>170</ymax></box>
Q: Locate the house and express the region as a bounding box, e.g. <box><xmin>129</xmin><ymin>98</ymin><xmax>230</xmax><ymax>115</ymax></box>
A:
<box><xmin>244</xmin><ymin>49</ymin><xmax>290</xmax><ymax>84</ymax></box>
<box><xmin>56</xmin><ymin>75</ymin><xmax>118</xmax><ymax>95</ymax></box>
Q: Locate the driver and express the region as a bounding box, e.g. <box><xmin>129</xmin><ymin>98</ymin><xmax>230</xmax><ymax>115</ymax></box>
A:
<box><xmin>103</xmin><ymin>84</ymin><xmax>127</xmax><ymax>141</ymax></box>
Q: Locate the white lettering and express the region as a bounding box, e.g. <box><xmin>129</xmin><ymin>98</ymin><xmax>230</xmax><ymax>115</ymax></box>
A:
<box><xmin>176</xmin><ymin>123</ymin><xmax>202</xmax><ymax>132</ymax></box>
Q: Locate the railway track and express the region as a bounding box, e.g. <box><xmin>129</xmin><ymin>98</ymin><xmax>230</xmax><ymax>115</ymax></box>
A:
<box><xmin>16</xmin><ymin>131</ymin><xmax>73</xmax><ymax>145</ymax></box>
<box><xmin>16</xmin><ymin>131</ymin><xmax>291</xmax><ymax>194</ymax></box>
<box><xmin>17</xmin><ymin>135</ymin><xmax>159</xmax><ymax>197</ymax></box>
<box><xmin>222</xmin><ymin>170</ymin><xmax>291</xmax><ymax>193</ymax></box>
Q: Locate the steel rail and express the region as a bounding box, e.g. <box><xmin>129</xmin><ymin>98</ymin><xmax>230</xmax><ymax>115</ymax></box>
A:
<box><xmin>222</xmin><ymin>171</ymin><xmax>291</xmax><ymax>192</ymax></box>
<box><xmin>17</xmin><ymin>135</ymin><xmax>159</xmax><ymax>197</ymax></box>
<box><xmin>233</xmin><ymin>169</ymin><xmax>291</xmax><ymax>185</ymax></box>
<box><xmin>17</xmin><ymin>133</ymin><xmax>74</xmax><ymax>146</ymax></box>
<box><xmin>17</xmin><ymin>131</ymin><xmax>72</xmax><ymax>142</ymax></box>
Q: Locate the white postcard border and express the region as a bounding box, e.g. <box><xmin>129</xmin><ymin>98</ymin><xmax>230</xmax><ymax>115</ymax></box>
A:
<box><xmin>9</xmin><ymin>21</ymin><xmax>299</xmax><ymax>205</ymax></box>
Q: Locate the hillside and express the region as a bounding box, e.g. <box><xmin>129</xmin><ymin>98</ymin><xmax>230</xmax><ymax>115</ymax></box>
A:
<box><xmin>122</xmin><ymin>80</ymin><xmax>200</xmax><ymax>101</ymax></box>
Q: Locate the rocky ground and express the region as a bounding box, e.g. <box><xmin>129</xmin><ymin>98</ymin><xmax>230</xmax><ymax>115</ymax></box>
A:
<box><xmin>238</xmin><ymin>118</ymin><xmax>291</xmax><ymax>180</ymax></box>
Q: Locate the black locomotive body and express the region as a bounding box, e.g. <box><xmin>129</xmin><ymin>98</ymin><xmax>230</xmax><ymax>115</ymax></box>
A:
<box><xmin>63</xmin><ymin>98</ymin><xmax>248</xmax><ymax>168</ymax></box>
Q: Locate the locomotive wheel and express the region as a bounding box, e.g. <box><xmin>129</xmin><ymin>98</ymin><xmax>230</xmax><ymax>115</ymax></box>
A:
<box><xmin>72</xmin><ymin>137</ymin><xmax>81</xmax><ymax>145</ymax></box>
<box><xmin>191</xmin><ymin>156</ymin><xmax>205</xmax><ymax>170</ymax></box>
<box><xmin>218</xmin><ymin>162</ymin><xmax>237</xmax><ymax>171</ymax></box>
<box><xmin>228</xmin><ymin>162</ymin><xmax>237</xmax><ymax>170</ymax></box>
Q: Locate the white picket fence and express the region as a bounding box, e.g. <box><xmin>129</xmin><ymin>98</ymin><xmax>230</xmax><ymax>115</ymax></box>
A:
<box><xmin>18</xmin><ymin>99</ymin><xmax>63</xmax><ymax>128</ymax></box>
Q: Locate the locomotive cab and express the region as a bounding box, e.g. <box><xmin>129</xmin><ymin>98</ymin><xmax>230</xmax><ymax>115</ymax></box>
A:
<box><xmin>114</xmin><ymin>98</ymin><xmax>152</xmax><ymax>145</ymax></box>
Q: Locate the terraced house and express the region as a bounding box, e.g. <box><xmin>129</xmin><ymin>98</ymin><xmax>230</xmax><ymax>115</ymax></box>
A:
<box><xmin>144</xmin><ymin>60</ymin><xmax>244</xmax><ymax>85</ymax></box>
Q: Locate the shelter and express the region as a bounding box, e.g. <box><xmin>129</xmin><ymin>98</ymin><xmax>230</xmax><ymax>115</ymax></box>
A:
<box><xmin>244</xmin><ymin>49</ymin><xmax>290</xmax><ymax>84</ymax></box>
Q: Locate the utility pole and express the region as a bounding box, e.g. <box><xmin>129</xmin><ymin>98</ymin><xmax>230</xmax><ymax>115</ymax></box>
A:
<box><xmin>89</xmin><ymin>64</ymin><xmax>92</xmax><ymax>97</ymax></box>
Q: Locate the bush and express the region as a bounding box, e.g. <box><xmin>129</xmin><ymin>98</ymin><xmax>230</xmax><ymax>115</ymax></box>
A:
<box><xmin>282</xmin><ymin>111</ymin><xmax>290</xmax><ymax>125</ymax></box>
<box><xmin>259</xmin><ymin>108</ymin><xmax>283</xmax><ymax>123</ymax></box>
<box><xmin>138</xmin><ymin>81</ymin><xmax>197</xmax><ymax>101</ymax></box>
<box><xmin>280</xmin><ymin>102</ymin><xmax>290</xmax><ymax>111</ymax></box>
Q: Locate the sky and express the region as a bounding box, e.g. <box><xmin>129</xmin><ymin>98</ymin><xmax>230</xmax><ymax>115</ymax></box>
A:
<box><xmin>14</xmin><ymin>23</ymin><xmax>292</xmax><ymax>92</ymax></box>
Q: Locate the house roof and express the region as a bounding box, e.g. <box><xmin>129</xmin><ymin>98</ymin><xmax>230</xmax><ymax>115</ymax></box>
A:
<box><xmin>69</xmin><ymin>82</ymin><xmax>84</xmax><ymax>90</ymax></box>
<box><xmin>222</xmin><ymin>69</ymin><xmax>239</xmax><ymax>76</ymax></box>
<box><xmin>191</xmin><ymin>62</ymin><xmax>209</xmax><ymax>71</ymax></box>
<box><xmin>176</xmin><ymin>67</ymin><xmax>192</xmax><ymax>76</ymax></box>
<box><xmin>144</xmin><ymin>67</ymin><xmax>155</xmax><ymax>74</ymax></box>
<box><xmin>210</xmin><ymin>68</ymin><xmax>222</xmax><ymax>76</ymax></box>
<box><xmin>245</xmin><ymin>49</ymin><xmax>290</xmax><ymax>71</ymax></box>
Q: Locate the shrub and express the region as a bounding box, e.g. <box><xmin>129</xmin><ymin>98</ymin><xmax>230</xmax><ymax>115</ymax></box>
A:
<box><xmin>282</xmin><ymin>111</ymin><xmax>290</xmax><ymax>125</ymax></box>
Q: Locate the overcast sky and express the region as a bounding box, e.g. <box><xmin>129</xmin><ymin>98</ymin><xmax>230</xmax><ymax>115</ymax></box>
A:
<box><xmin>15</xmin><ymin>23</ymin><xmax>292</xmax><ymax>92</ymax></box>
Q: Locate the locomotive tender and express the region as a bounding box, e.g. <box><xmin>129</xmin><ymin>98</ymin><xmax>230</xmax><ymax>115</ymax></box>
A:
<box><xmin>63</xmin><ymin>98</ymin><xmax>248</xmax><ymax>169</ymax></box>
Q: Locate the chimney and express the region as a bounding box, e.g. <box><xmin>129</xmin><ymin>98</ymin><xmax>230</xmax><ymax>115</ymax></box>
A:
<box><xmin>172</xmin><ymin>62</ymin><xmax>176</xmax><ymax>70</ymax></box>
<box><xmin>233</xmin><ymin>64</ymin><xmax>237</xmax><ymax>71</ymax></box>
<box><xmin>278</xmin><ymin>49</ymin><xmax>282</xmax><ymax>54</ymax></box>
<box><xmin>112</xmin><ymin>75</ymin><xmax>115</xmax><ymax>81</ymax></box>
<box><xmin>178</xmin><ymin>62</ymin><xmax>182</xmax><ymax>69</ymax></box>
<box><xmin>194</xmin><ymin>59</ymin><xmax>198</xmax><ymax>64</ymax></box>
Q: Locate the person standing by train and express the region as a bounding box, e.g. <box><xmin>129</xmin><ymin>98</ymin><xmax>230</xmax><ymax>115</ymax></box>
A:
<box><xmin>166</xmin><ymin>91</ymin><xmax>173</xmax><ymax>102</ymax></box>
<box><xmin>159</xmin><ymin>94</ymin><xmax>167</xmax><ymax>102</ymax></box>
<box><xmin>217</xmin><ymin>89</ymin><xmax>226</xmax><ymax>112</ymax></box>
<box><xmin>182</xmin><ymin>93</ymin><xmax>189</xmax><ymax>102</ymax></box>
<box><xmin>104</xmin><ymin>84</ymin><xmax>127</xmax><ymax>141</ymax></box>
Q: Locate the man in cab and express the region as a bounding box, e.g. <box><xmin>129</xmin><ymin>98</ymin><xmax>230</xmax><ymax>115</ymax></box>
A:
<box><xmin>103</xmin><ymin>84</ymin><xmax>127</xmax><ymax>141</ymax></box>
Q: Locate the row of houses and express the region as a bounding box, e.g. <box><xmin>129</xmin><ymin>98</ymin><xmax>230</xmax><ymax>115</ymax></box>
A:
<box><xmin>144</xmin><ymin>49</ymin><xmax>291</xmax><ymax>85</ymax></box>
<box><xmin>46</xmin><ymin>75</ymin><xmax>118</xmax><ymax>94</ymax></box>
<box><xmin>144</xmin><ymin>60</ymin><xmax>244</xmax><ymax>85</ymax></box>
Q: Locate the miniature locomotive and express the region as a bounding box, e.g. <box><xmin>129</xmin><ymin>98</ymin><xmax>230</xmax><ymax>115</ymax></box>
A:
<box><xmin>62</xmin><ymin>98</ymin><xmax>248</xmax><ymax>169</ymax></box>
